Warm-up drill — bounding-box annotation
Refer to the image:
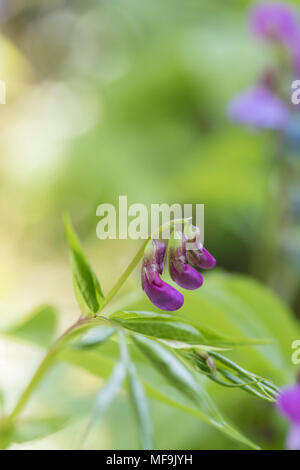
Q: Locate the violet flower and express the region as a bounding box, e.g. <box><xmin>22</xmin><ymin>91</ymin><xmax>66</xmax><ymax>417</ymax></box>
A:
<box><xmin>141</xmin><ymin>239</ymin><xmax>184</xmax><ymax>311</ymax></box>
<box><xmin>277</xmin><ymin>383</ymin><xmax>300</xmax><ymax>449</ymax></box>
<box><xmin>228</xmin><ymin>86</ymin><xmax>289</xmax><ymax>130</ymax></box>
<box><xmin>250</xmin><ymin>2</ymin><xmax>300</xmax><ymax>45</ymax></box>
<box><xmin>168</xmin><ymin>231</ymin><xmax>204</xmax><ymax>290</ymax></box>
<box><xmin>141</xmin><ymin>226</ymin><xmax>216</xmax><ymax>311</ymax></box>
<box><xmin>184</xmin><ymin>224</ymin><xmax>216</xmax><ymax>270</ymax></box>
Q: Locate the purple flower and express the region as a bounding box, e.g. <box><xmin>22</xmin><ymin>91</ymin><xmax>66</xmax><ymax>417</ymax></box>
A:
<box><xmin>183</xmin><ymin>224</ymin><xmax>216</xmax><ymax>270</ymax></box>
<box><xmin>168</xmin><ymin>231</ymin><xmax>204</xmax><ymax>290</ymax></box>
<box><xmin>141</xmin><ymin>227</ymin><xmax>216</xmax><ymax>311</ymax></box>
<box><xmin>188</xmin><ymin>246</ymin><xmax>216</xmax><ymax>270</ymax></box>
<box><xmin>277</xmin><ymin>383</ymin><xmax>300</xmax><ymax>449</ymax></box>
<box><xmin>250</xmin><ymin>2</ymin><xmax>300</xmax><ymax>44</ymax></box>
<box><xmin>142</xmin><ymin>239</ymin><xmax>184</xmax><ymax>311</ymax></box>
<box><xmin>228</xmin><ymin>86</ymin><xmax>289</xmax><ymax>129</ymax></box>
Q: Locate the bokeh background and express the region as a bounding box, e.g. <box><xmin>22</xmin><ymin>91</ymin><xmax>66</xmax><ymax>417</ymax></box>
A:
<box><xmin>0</xmin><ymin>0</ymin><xmax>299</xmax><ymax>449</ymax></box>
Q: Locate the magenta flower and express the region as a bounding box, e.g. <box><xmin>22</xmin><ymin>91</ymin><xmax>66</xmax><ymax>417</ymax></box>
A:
<box><xmin>184</xmin><ymin>224</ymin><xmax>216</xmax><ymax>270</ymax></box>
<box><xmin>168</xmin><ymin>231</ymin><xmax>204</xmax><ymax>290</ymax></box>
<box><xmin>141</xmin><ymin>227</ymin><xmax>216</xmax><ymax>311</ymax></box>
<box><xmin>228</xmin><ymin>86</ymin><xmax>289</xmax><ymax>130</ymax></box>
<box><xmin>277</xmin><ymin>383</ymin><xmax>300</xmax><ymax>449</ymax></box>
<box><xmin>143</xmin><ymin>271</ymin><xmax>184</xmax><ymax>311</ymax></box>
<box><xmin>141</xmin><ymin>239</ymin><xmax>184</xmax><ymax>311</ymax></box>
<box><xmin>188</xmin><ymin>246</ymin><xmax>216</xmax><ymax>270</ymax></box>
<box><xmin>250</xmin><ymin>2</ymin><xmax>300</xmax><ymax>44</ymax></box>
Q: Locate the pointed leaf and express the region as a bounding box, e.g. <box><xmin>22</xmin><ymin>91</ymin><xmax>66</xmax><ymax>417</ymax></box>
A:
<box><xmin>5</xmin><ymin>305</ymin><xmax>58</xmax><ymax>348</ymax></box>
<box><xmin>89</xmin><ymin>360</ymin><xmax>126</xmax><ymax>430</ymax></box>
<box><xmin>72</xmin><ymin>326</ymin><xmax>116</xmax><ymax>349</ymax></box>
<box><xmin>118</xmin><ymin>332</ymin><xmax>153</xmax><ymax>450</ymax></box>
<box><xmin>127</xmin><ymin>363</ymin><xmax>153</xmax><ymax>450</ymax></box>
<box><xmin>64</xmin><ymin>214</ymin><xmax>104</xmax><ymax>314</ymax></box>
<box><xmin>111</xmin><ymin>311</ymin><xmax>267</xmax><ymax>348</ymax></box>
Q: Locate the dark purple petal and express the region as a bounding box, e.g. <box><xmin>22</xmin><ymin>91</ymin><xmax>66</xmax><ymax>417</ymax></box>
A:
<box><xmin>277</xmin><ymin>384</ymin><xmax>300</xmax><ymax>424</ymax></box>
<box><xmin>287</xmin><ymin>424</ymin><xmax>300</xmax><ymax>450</ymax></box>
<box><xmin>170</xmin><ymin>262</ymin><xmax>204</xmax><ymax>290</ymax></box>
<box><xmin>188</xmin><ymin>247</ymin><xmax>216</xmax><ymax>270</ymax></box>
<box><xmin>143</xmin><ymin>272</ymin><xmax>184</xmax><ymax>311</ymax></box>
<box><xmin>156</xmin><ymin>241</ymin><xmax>166</xmax><ymax>274</ymax></box>
<box><xmin>250</xmin><ymin>3</ymin><xmax>299</xmax><ymax>44</ymax></box>
<box><xmin>228</xmin><ymin>87</ymin><xmax>289</xmax><ymax>129</ymax></box>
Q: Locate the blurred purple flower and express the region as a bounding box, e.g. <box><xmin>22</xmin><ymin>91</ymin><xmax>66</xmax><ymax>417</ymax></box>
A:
<box><xmin>142</xmin><ymin>239</ymin><xmax>184</xmax><ymax>311</ymax></box>
<box><xmin>250</xmin><ymin>2</ymin><xmax>300</xmax><ymax>44</ymax></box>
<box><xmin>277</xmin><ymin>383</ymin><xmax>300</xmax><ymax>449</ymax></box>
<box><xmin>169</xmin><ymin>232</ymin><xmax>204</xmax><ymax>290</ymax></box>
<box><xmin>228</xmin><ymin>86</ymin><xmax>289</xmax><ymax>129</ymax></box>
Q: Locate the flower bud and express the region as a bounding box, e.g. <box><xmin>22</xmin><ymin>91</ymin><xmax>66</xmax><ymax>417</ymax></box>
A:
<box><xmin>142</xmin><ymin>239</ymin><xmax>184</xmax><ymax>311</ymax></box>
<box><xmin>188</xmin><ymin>247</ymin><xmax>216</xmax><ymax>270</ymax></box>
<box><xmin>168</xmin><ymin>231</ymin><xmax>204</xmax><ymax>290</ymax></box>
<box><xmin>184</xmin><ymin>224</ymin><xmax>216</xmax><ymax>270</ymax></box>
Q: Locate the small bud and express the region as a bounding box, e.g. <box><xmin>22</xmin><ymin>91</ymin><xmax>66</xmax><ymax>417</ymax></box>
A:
<box><xmin>184</xmin><ymin>225</ymin><xmax>216</xmax><ymax>270</ymax></box>
<box><xmin>168</xmin><ymin>231</ymin><xmax>204</xmax><ymax>290</ymax></box>
<box><xmin>206</xmin><ymin>356</ymin><xmax>216</xmax><ymax>373</ymax></box>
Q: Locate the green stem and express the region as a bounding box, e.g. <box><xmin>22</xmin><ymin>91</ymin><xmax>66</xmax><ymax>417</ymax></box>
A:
<box><xmin>3</xmin><ymin>239</ymin><xmax>148</xmax><ymax>433</ymax></box>
<box><xmin>9</xmin><ymin>347</ymin><xmax>58</xmax><ymax>421</ymax></box>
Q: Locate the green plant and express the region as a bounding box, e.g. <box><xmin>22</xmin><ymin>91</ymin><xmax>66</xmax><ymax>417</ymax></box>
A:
<box><xmin>0</xmin><ymin>216</ymin><xmax>297</xmax><ymax>450</ymax></box>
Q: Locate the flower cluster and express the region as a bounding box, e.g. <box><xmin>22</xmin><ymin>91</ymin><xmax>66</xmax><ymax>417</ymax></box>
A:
<box><xmin>277</xmin><ymin>381</ymin><xmax>300</xmax><ymax>449</ymax></box>
<box><xmin>141</xmin><ymin>225</ymin><xmax>215</xmax><ymax>311</ymax></box>
<box><xmin>228</xmin><ymin>2</ymin><xmax>300</xmax><ymax>133</ymax></box>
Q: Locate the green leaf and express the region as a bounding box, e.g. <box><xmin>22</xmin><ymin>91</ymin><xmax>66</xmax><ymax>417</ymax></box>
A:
<box><xmin>72</xmin><ymin>325</ymin><xmax>116</xmax><ymax>349</ymax></box>
<box><xmin>132</xmin><ymin>334</ymin><xmax>215</xmax><ymax>406</ymax></box>
<box><xmin>11</xmin><ymin>416</ymin><xmax>68</xmax><ymax>444</ymax></box>
<box><xmin>110</xmin><ymin>311</ymin><xmax>267</xmax><ymax>348</ymax></box>
<box><xmin>85</xmin><ymin>360</ymin><xmax>126</xmax><ymax>441</ymax></box>
<box><xmin>64</xmin><ymin>214</ymin><xmax>104</xmax><ymax>314</ymax></box>
<box><xmin>5</xmin><ymin>305</ymin><xmax>58</xmax><ymax>348</ymax></box>
<box><xmin>118</xmin><ymin>332</ymin><xmax>153</xmax><ymax>450</ymax></box>
<box><xmin>127</xmin><ymin>363</ymin><xmax>153</xmax><ymax>450</ymax></box>
<box><xmin>0</xmin><ymin>415</ymin><xmax>67</xmax><ymax>448</ymax></box>
<box><xmin>59</xmin><ymin>344</ymin><xmax>259</xmax><ymax>449</ymax></box>
<box><xmin>131</xmin><ymin>334</ymin><xmax>259</xmax><ymax>449</ymax></box>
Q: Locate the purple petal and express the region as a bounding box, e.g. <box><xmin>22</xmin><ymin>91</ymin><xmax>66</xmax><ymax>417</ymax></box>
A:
<box><xmin>250</xmin><ymin>2</ymin><xmax>299</xmax><ymax>44</ymax></box>
<box><xmin>143</xmin><ymin>272</ymin><xmax>184</xmax><ymax>311</ymax></box>
<box><xmin>188</xmin><ymin>247</ymin><xmax>216</xmax><ymax>270</ymax></box>
<box><xmin>156</xmin><ymin>241</ymin><xmax>166</xmax><ymax>274</ymax></box>
<box><xmin>170</xmin><ymin>262</ymin><xmax>204</xmax><ymax>290</ymax></box>
<box><xmin>228</xmin><ymin>87</ymin><xmax>289</xmax><ymax>129</ymax></box>
<box><xmin>287</xmin><ymin>424</ymin><xmax>300</xmax><ymax>450</ymax></box>
<box><xmin>277</xmin><ymin>384</ymin><xmax>300</xmax><ymax>424</ymax></box>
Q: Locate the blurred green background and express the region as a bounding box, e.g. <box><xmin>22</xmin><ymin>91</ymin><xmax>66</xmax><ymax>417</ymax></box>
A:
<box><xmin>0</xmin><ymin>0</ymin><xmax>299</xmax><ymax>450</ymax></box>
